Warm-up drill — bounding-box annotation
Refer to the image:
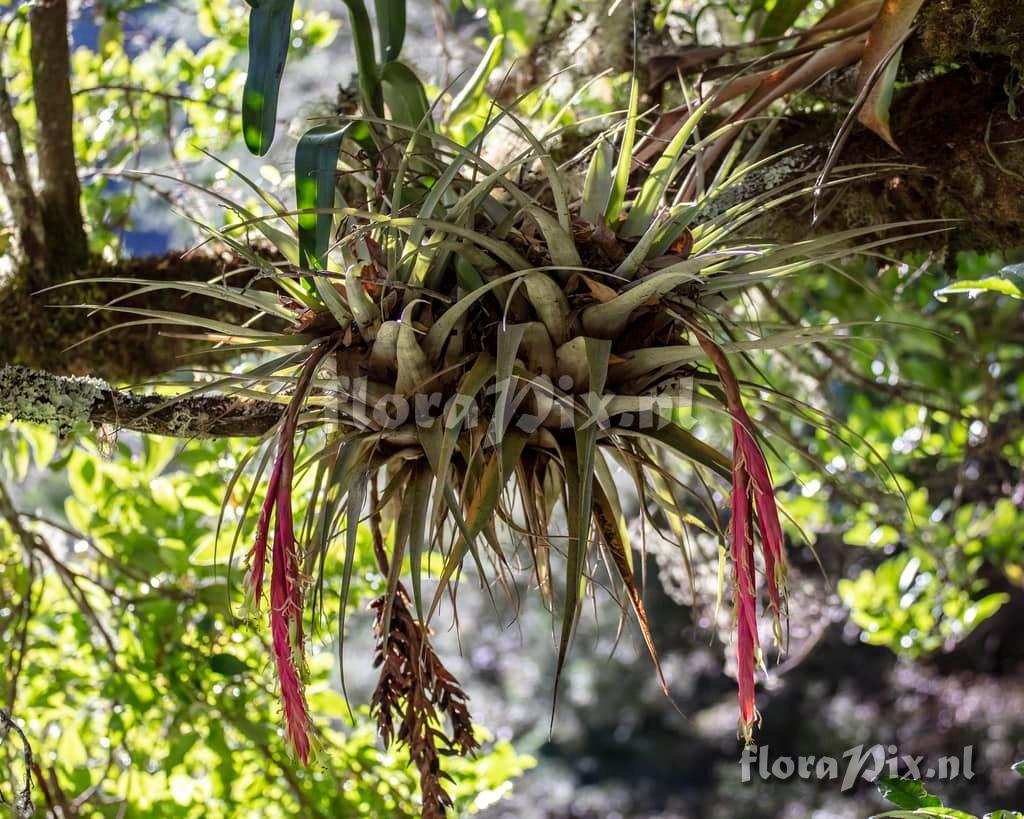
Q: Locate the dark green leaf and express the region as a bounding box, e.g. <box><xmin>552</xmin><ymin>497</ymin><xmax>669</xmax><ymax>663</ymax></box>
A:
<box><xmin>758</xmin><ymin>0</ymin><xmax>812</xmax><ymax>37</ymax></box>
<box><xmin>208</xmin><ymin>653</ymin><xmax>249</xmax><ymax>677</ymax></box>
<box><xmin>295</xmin><ymin>124</ymin><xmax>349</xmax><ymax>267</ymax></box>
<box><xmin>242</xmin><ymin>0</ymin><xmax>296</xmax><ymax>156</ymax></box>
<box><xmin>375</xmin><ymin>0</ymin><xmax>406</xmax><ymax>62</ymax></box>
<box><xmin>342</xmin><ymin>0</ymin><xmax>382</xmax><ymax>115</ymax></box>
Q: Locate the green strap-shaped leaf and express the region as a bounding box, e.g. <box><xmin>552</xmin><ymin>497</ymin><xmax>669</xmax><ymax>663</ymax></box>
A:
<box><xmin>758</xmin><ymin>0</ymin><xmax>813</xmax><ymax>37</ymax></box>
<box><xmin>380</xmin><ymin>60</ymin><xmax>436</xmax><ymax>175</ymax></box>
<box><xmin>242</xmin><ymin>0</ymin><xmax>296</xmax><ymax>156</ymax></box>
<box><xmin>574</xmin><ymin>338</ymin><xmax>611</xmax><ymax>559</ymax></box>
<box><xmin>621</xmin><ymin>95</ymin><xmax>716</xmax><ymax>238</ymax></box>
<box><xmin>553</xmin><ymin>338</ymin><xmax>612</xmax><ymax>706</ymax></box>
<box><xmin>581</xmin><ymin>257</ymin><xmax>707</xmax><ymax>338</ymax></box>
<box><xmin>381</xmin><ymin>61</ymin><xmax>431</xmax><ymax>129</ymax></box>
<box><xmin>552</xmin><ymin>441</ymin><xmax>583</xmax><ymax>710</ymax></box>
<box><xmin>629</xmin><ymin>422</ymin><xmax>731</xmax><ymax>480</ymax></box>
<box><xmin>606</xmin><ymin>74</ymin><xmax>639</xmax><ymax>228</ymax></box>
<box><xmin>374</xmin><ymin>0</ymin><xmax>406</xmax><ymax>63</ymax></box>
<box><xmin>592</xmin><ymin>480</ymin><xmax>668</xmax><ymax>693</ymax></box>
<box><xmin>580</xmin><ymin>137</ymin><xmax>614</xmax><ymax>225</ymax></box>
<box><xmin>447</xmin><ymin>34</ymin><xmax>505</xmax><ymax>125</ymax></box>
<box><xmin>295</xmin><ymin>124</ymin><xmax>349</xmax><ymax>268</ymax></box>
<box><xmin>342</xmin><ymin>0</ymin><xmax>382</xmax><ymax>116</ymax></box>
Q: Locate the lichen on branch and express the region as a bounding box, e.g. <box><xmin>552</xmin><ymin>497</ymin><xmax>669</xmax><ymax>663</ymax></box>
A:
<box><xmin>0</xmin><ymin>365</ymin><xmax>283</xmax><ymax>439</ymax></box>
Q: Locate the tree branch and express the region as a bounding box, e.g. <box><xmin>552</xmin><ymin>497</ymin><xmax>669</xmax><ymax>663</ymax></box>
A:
<box><xmin>0</xmin><ymin>365</ymin><xmax>284</xmax><ymax>438</ymax></box>
<box><xmin>759</xmin><ymin>69</ymin><xmax>1024</xmax><ymax>255</ymax></box>
<box><xmin>0</xmin><ymin>247</ymin><xmax>273</xmax><ymax>381</ymax></box>
<box><xmin>29</xmin><ymin>0</ymin><xmax>89</xmax><ymax>274</ymax></box>
<box><xmin>73</xmin><ymin>83</ymin><xmax>238</xmax><ymax>113</ymax></box>
<box><xmin>0</xmin><ymin>33</ymin><xmax>46</xmax><ymax>280</ymax></box>
<box><xmin>0</xmin><ymin>708</ymin><xmax>34</xmax><ymax>818</ymax></box>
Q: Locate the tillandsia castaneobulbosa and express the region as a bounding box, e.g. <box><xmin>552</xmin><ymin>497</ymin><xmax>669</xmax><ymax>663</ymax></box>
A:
<box><xmin>65</xmin><ymin>0</ymin><xmax>939</xmax><ymax>810</ymax></box>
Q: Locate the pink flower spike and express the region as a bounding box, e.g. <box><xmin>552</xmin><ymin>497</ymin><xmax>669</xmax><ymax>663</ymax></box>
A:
<box><xmin>271</xmin><ymin>535</ymin><xmax>312</xmax><ymax>764</ymax></box>
<box><xmin>268</xmin><ymin>437</ymin><xmax>313</xmax><ymax>763</ymax></box>
<box><xmin>730</xmin><ymin>455</ymin><xmax>759</xmax><ymax>741</ymax></box>
<box><xmin>732</xmin><ymin>409</ymin><xmax>786</xmax><ymax>623</ymax></box>
<box><xmin>245</xmin><ymin>455</ymin><xmax>284</xmax><ymax>610</ymax></box>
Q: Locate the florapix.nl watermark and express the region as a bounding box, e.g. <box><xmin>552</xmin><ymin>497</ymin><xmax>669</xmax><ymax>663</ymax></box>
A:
<box><xmin>322</xmin><ymin>373</ymin><xmax>695</xmax><ymax>439</ymax></box>
<box><xmin>740</xmin><ymin>744</ymin><xmax>975</xmax><ymax>791</ymax></box>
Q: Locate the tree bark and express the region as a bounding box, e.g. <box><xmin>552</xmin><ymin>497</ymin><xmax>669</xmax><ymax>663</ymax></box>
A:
<box><xmin>0</xmin><ymin>365</ymin><xmax>283</xmax><ymax>438</ymax></box>
<box><xmin>0</xmin><ymin>47</ymin><xmax>46</xmax><ymax>283</ymax></box>
<box><xmin>747</xmin><ymin>69</ymin><xmax>1024</xmax><ymax>256</ymax></box>
<box><xmin>29</xmin><ymin>0</ymin><xmax>89</xmax><ymax>276</ymax></box>
<box><xmin>0</xmin><ymin>248</ymin><xmax>273</xmax><ymax>382</ymax></box>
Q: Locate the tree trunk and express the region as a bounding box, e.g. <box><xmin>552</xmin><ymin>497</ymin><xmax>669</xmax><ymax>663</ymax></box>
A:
<box><xmin>29</xmin><ymin>0</ymin><xmax>89</xmax><ymax>277</ymax></box>
<box><xmin>0</xmin><ymin>37</ymin><xmax>46</xmax><ymax>283</ymax></box>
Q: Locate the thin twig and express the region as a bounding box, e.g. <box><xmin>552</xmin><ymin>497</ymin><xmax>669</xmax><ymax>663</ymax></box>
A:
<box><xmin>0</xmin><ymin>709</ymin><xmax>34</xmax><ymax>818</ymax></box>
<box><xmin>73</xmin><ymin>83</ymin><xmax>237</xmax><ymax>113</ymax></box>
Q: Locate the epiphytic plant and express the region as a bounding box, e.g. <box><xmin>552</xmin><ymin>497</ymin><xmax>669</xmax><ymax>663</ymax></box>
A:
<box><xmin>63</xmin><ymin>0</ymin><xmax>936</xmax><ymax>811</ymax></box>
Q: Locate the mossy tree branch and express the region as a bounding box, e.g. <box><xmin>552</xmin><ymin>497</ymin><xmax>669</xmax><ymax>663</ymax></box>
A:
<box><xmin>756</xmin><ymin>69</ymin><xmax>1024</xmax><ymax>255</ymax></box>
<box><xmin>0</xmin><ymin>248</ymin><xmax>272</xmax><ymax>382</ymax></box>
<box><xmin>0</xmin><ymin>365</ymin><xmax>283</xmax><ymax>439</ymax></box>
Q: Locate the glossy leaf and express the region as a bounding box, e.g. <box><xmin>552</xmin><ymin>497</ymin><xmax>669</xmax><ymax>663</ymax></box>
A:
<box><xmin>295</xmin><ymin>124</ymin><xmax>349</xmax><ymax>267</ymax></box>
<box><xmin>242</xmin><ymin>0</ymin><xmax>296</xmax><ymax>156</ymax></box>
<box><xmin>374</xmin><ymin>0</ymin><xmax>406</xmax><ymax>62</ymax></box>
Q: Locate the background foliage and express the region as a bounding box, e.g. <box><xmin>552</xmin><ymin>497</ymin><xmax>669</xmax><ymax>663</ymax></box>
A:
<box><xmin>1</xmin><ymin>1</ymin><xmax>1023</xmax><ymax>817</ymax></box>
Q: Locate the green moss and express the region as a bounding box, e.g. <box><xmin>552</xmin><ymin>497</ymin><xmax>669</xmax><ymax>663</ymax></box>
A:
<box><xmin>0</xmin><ymin>250</ymin><xmax>266</xmax><ymax>382</ymax></box>
<box><xmin>918</xmin><ymin>0</ymin><xmax>1024</xmax><ymax>68</ymax></box>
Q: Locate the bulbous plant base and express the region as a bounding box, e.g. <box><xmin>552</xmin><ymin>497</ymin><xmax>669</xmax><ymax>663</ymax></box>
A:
<box><xmin>242</xmin><ymin>238</ymin><xmax>789</xmax><ymax>800</ymax></box>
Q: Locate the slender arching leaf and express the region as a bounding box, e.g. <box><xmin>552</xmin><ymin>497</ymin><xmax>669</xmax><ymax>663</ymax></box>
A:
<box><xmin>374</xmin><ymin>0</ymin><xmax>406</xmax><ymax>62</ymax></box>
<box><xmin>504</xmin><ymin>112</ymin><xmax>572</xmax><ymax>231</ymax></box>
<box><xmin>380</xmin><ymin>60</ymin><xmax>432</xmax><ymax>130</ymax></box>
<box><xmin>758</xmin><ymin>0</ymin><xmax>813</xmax><ymax>37</ymax></box>
<box><xmin>426</xmin><ymin>429</ymin><xmax>529</xmax><ymax>620</ymax></box>
<box><xmin>592</xmin><ymin>480</ymin><xmax>668</xmax><ymax>694</ymax></box>
<box><xmin>447</xmin><ymin>34</ymin><xmax>505</xmax><ymax>125</ymax></box>
<box><xmin>295</xmin><ymin>124</ymin><xmax>349</xmax><ymax>267</ymax></box>
<box><xmin>342</xmin><ymin>0</ymin><xmax>382</xmax><ymax>115</ymax></box>
<box><xmin>242</xmin><ymin>0</ymin><xmax>296</xmax><ymax>156</ymax></box>
<box><xmin>552</xmin><ymin>441</ymin><xmax>583</xmax><ymax>711</ymax></box>
<box><xmin>581</xmin><ymin>257</ymin><xmax>710</xmax><ymax>338</ymax></box>
<box><xmin>856</xmin><ymin>0</ymin><xmax>924</xmax><ymax>149</ymax></box>
<box><xmin>338</xmin><ymin>466</ymin><xmax>369</xmax><ymax>707</ymax></box>
<box><xmin>605</xmin><ymin>74</ymin><xmax>639</xmax><ymax>227</ymax></box>
<box><xmin>620</xmin><ymin>94</ymin><xmax>716</xmax><ymax>238</ymax></box>
<box><xmin>574</xmin><ymin>338</ymin><xmax>612</xmax><ymax>564</ymax></box>
<box><xmin>380</xmin><ymin>60</ymin><xmax>437</xmax><ymax>173</ymax></box>
<box><xmin>623</xmin><ymin>422</ymin><xmax>732</xmax><ymax>480</ymax></box>
<box><xmin>422</xmin><ymin>353</ymin><xmax>496</xmax><ymax>539</ymax></box>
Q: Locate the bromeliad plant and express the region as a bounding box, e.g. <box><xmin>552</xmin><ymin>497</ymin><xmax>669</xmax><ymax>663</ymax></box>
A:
<box><xmin>643</xmin><ymin>0</ymin><xmax>926</xmax><ymax>189</ymax></box>
<box><xmin>70</xmin><ymin>0</ymin><xmax>932</xmax><ymax>811</ymax></box>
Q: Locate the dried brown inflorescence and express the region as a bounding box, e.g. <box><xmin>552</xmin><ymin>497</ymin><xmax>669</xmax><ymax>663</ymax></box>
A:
<box><xmin>370</xmin><ymin>589</ymin><xmax>478</xmax><ymax>818</ymax></box>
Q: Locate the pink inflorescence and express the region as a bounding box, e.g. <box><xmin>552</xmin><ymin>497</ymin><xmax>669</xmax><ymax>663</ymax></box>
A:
<box><xmin>245</xmin><ymin>440</ymin><xmax>312</xmax><ymax>764</ymax></box>
<box><xmin>728</xmin><ymin>404</ymin><xmax>787</xmax><ymax>742</ymax></box>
